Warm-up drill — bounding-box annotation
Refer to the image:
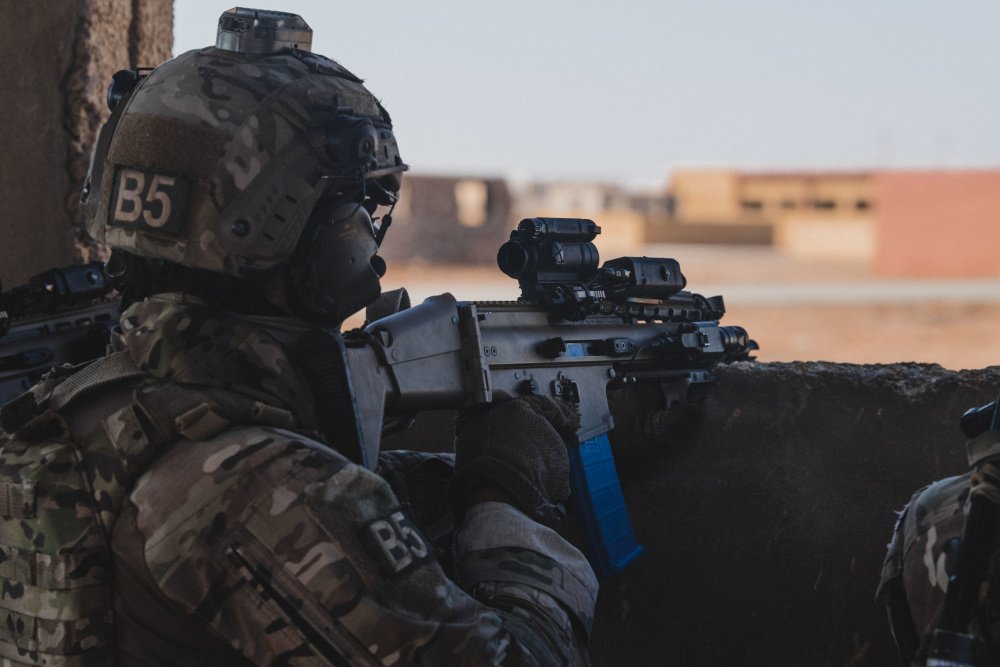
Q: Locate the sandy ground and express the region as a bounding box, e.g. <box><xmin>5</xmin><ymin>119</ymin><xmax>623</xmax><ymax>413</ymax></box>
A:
<box><xmin>361</xmin><ymin>245</ymin><xmax>1000</xmax><ymax>371</ymax></box>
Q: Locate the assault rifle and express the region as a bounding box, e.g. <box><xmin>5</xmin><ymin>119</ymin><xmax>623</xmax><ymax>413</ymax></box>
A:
<box><xmin>299</xmin><ymin>218</ymin><xmax>758</xmax><ymax>578</ymax></box>
<box><xmin>0</xmin><ymin>263</ymin><xmax>119</xmax><ymax>403</ymax></box>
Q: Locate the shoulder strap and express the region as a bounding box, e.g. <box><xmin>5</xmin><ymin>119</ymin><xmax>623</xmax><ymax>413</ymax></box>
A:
<box><xmin>47</xmin><ymin>351</ymin><xmax>144</xmax><ymax>411</ymax></box>
<box><xmin>1</xmin><ymin>352</ymin><xmax>144</xmax><ymax>434</ymax></box>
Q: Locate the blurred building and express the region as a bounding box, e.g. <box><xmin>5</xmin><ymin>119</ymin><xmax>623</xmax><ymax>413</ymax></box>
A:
<box><xmin>666</xmin><ymin>168</ymin><xmax>1000</xmax><ymax>276</ymax></box>
<box><xmin>874</xmin><ymin>171</ymin><xmax>1000</xmax><ymax>277</ymax></box>
<box><xmin>509</xmin><ymin>181</ymin><xmax>649</xmax><ymax>259</ymax></box>
<box><xmin>382</xmin><ymin>175</ymin><xmax>513</xmax><ymax>265</ymax></box>
<box><xmin>666</xmin><ymin>169</ymin><xmax>871</xmax><ymax>260</ymax></box>
<box><xmin>388</xmin><ymin>169</ymin><xmax>1000</xmax><ymax>278</ymax></box>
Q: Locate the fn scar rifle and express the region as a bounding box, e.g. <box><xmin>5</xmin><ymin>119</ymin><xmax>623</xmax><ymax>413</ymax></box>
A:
<box><xmin>298</xmin><ymin>217</ymin><xmax>758</xmax><ymax>578</ymax></box>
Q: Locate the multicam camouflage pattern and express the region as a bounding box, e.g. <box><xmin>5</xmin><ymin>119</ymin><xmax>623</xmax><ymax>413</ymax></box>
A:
<box><xmin>116</xmin><ymin>293</ymin><xmax>319</xmax><ymax>430</ymax></box>
<box><xmin>0</xmin><ymin>372</ymin><xmax>128</xmax><ymax>665</ymax></box>
<box><xmin>86</xmin><ymin>46</ymin><xmax>404</xmax><ymax>277</ymax></box>
<box><xmin>880</xmin><ymin>473</ymin><xmax>971</xmax><ymax>651</ymax></box>
<box><xmin>0</xmin><ymin>295</ymin><xmax>597</xmax><ymax>665</ymax></box>
<box><xmin>881</xmin><ymin>449</ymin><xmax>1000</xmax><ymax>662</ymax></box>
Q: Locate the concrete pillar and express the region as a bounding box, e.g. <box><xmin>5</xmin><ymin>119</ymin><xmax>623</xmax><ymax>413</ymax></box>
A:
<box><xmin>0</xmin><ymin>0</ymin><xmax>172</xmax><ymax>288</ymax></box>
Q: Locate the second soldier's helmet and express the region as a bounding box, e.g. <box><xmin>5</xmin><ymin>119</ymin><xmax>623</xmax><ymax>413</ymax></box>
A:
<box><xmin>82</xmin><ymin>8</ymin><xmax>406</xmax><ymax>320</ymax></box>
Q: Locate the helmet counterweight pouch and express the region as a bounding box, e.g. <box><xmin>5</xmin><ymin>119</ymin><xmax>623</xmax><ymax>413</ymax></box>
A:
<box><xmin>287</xmin><ymin>201</ymin><xmax>384</xmax><ymax>324</ymax></box>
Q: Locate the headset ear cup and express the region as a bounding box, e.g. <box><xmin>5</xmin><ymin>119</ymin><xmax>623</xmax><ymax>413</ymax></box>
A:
<box><xmin>286</xmin><ymin>200</ymin><xmax>383</xmax><ymax>323</ymax></box>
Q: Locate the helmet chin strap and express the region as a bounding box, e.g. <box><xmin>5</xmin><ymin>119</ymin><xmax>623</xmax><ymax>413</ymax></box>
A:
<box><xmin>361</xmin><ymin>174</ymin><xmax>400</xmax><ymax>248</ymax></box>
<box><xmin>373</xmin><ymin>204</ymin><xmax>396</xmax><ymax>247</ymax></box>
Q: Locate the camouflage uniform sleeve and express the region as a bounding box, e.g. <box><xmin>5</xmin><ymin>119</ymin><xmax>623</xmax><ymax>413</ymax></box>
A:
<box><xmin>129</xmin><ymin>427</ymin><xmax>595</xmax><ymax>666</ymax></box>
<box><xmin>877</xmin><ymin>491</ymin><xmax>922</xmax><ymax>664</ymax></box>
<box><xmin>454</xmin><ymin>501</ymin><xmax>598</xmax><ymax>665</ymax></box>
<box><xmin>878</xmin><ymin>474</ymin><xmax>972</xmax><ymax>664</ymax></box>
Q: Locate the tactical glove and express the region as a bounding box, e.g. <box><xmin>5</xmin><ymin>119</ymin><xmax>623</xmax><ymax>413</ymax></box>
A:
<box><xmin>377</xmin><ymin>450</ymin><xmax>455</xmax><ymax>530</ymax></box>
<box><xmin>451</xmin><ymin>395</ymin><xmax>580</xmax><ymax>525</ymax></box>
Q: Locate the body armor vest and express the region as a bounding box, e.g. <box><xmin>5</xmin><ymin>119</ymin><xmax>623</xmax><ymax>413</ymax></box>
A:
<box><xmin>0</xmin><ymin>351</ymin><xmax>300</xmax><ymax>665</ymax></box>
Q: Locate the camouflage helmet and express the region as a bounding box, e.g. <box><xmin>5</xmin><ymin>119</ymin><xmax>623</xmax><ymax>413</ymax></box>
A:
<box><xmin>82</xmin><ymin>14</ymin><xmax>406</xmax><ymax>278</ymax></box>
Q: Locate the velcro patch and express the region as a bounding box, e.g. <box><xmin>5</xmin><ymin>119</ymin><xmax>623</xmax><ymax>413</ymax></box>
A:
<box><xmin>361</xmin><ymin>510</ymin><xmax>432</xmax><ymax>577</ymax></box>
<box><xmin>108</xmin><ymin>166</ymin><xmax>190</xmax><ymax>236</ymax></box>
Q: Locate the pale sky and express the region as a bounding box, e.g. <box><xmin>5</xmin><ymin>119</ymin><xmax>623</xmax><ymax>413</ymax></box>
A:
<box><xmin>173</xmin><ymin>1</ymin><xmax>1000</xmax><ymax>187</ymax></box>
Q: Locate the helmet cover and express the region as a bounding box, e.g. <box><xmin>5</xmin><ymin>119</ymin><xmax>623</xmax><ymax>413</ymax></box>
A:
<box><xmin>84</xmin><ymin>45</ymin><xmax>405</xmax><ymax>278</ymax></box>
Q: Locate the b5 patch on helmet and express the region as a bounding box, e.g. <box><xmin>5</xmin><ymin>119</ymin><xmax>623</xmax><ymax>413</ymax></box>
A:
<box><xmin>109</xmin><ymin>167</ymin><xmax>191</xmax><ymax>237</ymax></box>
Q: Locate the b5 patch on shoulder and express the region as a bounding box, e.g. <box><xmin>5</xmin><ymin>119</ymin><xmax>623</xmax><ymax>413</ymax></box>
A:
<box><xmin>109</xmin><ymin>166</ymin><xmax>190</xmax><ymax>236</ymax></box>
<box><xmin>361</xmin><ymin>510</ymin><xmax>433</xmax><ymax>577</ymax></box>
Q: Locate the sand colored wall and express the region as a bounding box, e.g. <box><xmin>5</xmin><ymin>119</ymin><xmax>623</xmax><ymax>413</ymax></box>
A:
<box><xmin>385</xmin><ymin>174</ymin><xmax>514</xmax><ymax>265</ymax></box>
<box><xmin>589</xmin><ymin>210</ymin><xmax>646</xmax><ymax>259</ymax></box>
<box><xmin>775</xmin><ymin>214</ymin><xmax>877</xmax><ymax>261</ymax></box>
<box><xmin>670</xmin><ymin>168</ymin><xmax>740</xmax><ymax>222</ymax></box>
<box><xmin>874</xmin><ymin>170</ymin><xmax>1000</xmax><ymax>277</ymax></box>
<box><xmin>0</xmin><ymin>0</ymin><xmax>172</xmax><ymax>287</ymax></box>
<box><xmin>670</xmin><ymin>169</ymin><xmax>873</xmax><ymax>227</ymax></box>
<box><xmin>514</xmin><ymin>208</ymin><xmax>646</xmax><ymax>260</ymax></box>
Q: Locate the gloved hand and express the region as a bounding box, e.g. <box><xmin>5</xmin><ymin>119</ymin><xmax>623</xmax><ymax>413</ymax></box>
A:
<box><xmin>450</xmin><ymin>395</ymin><xmax>580</xmax><ymax>525</ymax></box>
<box><xmin>377</xmin><ymin>450</ymin><xmax>455</xmax><ymax>530</ymax></box>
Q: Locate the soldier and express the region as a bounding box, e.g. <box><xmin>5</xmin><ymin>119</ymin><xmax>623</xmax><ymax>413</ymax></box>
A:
<box><xmin>880</xmin><ymin>400</ymin><xmax>1000</xmax><ymax>666</ymax></box>
<box><xmin>0</xmin><ymin>9</ymin><xmax>597</xmax><ymax>666</ymax></box>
